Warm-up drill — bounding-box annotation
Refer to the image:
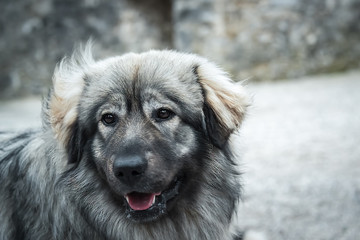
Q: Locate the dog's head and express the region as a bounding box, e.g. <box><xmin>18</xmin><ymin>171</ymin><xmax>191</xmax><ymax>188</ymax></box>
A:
<box><xmin>47</xmin><ymin>48</ymin><xmax>249</xmax><ymax>222</ymax></box>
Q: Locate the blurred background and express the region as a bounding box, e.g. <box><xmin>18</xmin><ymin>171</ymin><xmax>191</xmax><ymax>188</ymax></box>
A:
<box><xmin>1</xmin><ymin>0</ymin><xmax>360</xmax><ymax>98</ymax></box>
<box><xmin>0</xmin><ymin>0</ymin><xmax>359</xmax><ymax>239</ymax></box>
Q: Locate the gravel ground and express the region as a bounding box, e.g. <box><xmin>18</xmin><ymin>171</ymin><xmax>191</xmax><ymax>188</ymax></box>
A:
<box><xmin>239</xmin><ymin>70</ymin><xmax>360</xmax><ymax>240</ymax></box>
<box><xmin>0</xmin><ymin>70</ymin><xmax>359</xmax><ymax>240</ymax></box>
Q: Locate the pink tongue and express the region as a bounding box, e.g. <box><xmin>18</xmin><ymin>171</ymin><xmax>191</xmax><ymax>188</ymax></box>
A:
<box><xmin>126</xmin><ymin>192</ymin><xmax>160</xmax><ymax>211</ymax></box>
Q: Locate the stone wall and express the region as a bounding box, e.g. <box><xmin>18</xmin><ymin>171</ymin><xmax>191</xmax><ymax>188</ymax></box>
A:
<box><xmin>0</xmin><ymin>0</ymin><xmax>172</xmax><ymax>98</ymax></box>
<box><xmin>1</xmin><ymin>0</ymin><xmax>359</xmax><ymax>98</ymax></box>
<box><xmin>173</xmin><ymin>0</ymin><xmax>360</xmax><ymax>81</ymax></box>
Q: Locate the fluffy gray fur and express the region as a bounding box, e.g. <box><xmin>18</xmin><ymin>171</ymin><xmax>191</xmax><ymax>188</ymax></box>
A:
<box><xmin>0</xmin><ymin>48</ymin><xmax>248</xmax><ymax>240</ymax></box>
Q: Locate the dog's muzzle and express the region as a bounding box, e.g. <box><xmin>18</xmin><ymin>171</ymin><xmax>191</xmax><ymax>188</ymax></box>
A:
<box><xmin>124</xmin><ymin>176</ymin><xmax>183</xmax><ymax>222</ymax></box>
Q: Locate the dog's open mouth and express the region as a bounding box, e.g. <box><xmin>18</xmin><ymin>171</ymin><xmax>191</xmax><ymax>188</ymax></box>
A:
<box><xmin>124</xmin><ymin>176</ymin><xmax>182</xmax><ymax>222</ymax></box>
<box><xmin>125</xmin><ymin>192</ymin><xmax>161</xmax><ymax>211</ymax></box>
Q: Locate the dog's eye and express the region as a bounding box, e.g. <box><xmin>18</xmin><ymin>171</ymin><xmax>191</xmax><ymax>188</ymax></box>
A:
<box><xmin>101</xmin><ymin>113</ymin><xmax>117</xmax><ymax>126</ymax></box>
<box><xmin>155</xmin><ymin>108</ymin><xmax>174</xmax><ymax>121</ymax></box>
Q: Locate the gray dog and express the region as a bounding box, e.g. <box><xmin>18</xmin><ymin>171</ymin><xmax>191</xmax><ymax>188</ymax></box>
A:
<box><xmin>0</xmin><ymin>48</ymin><xmax>249</xmax><ymax>240</ymax></box>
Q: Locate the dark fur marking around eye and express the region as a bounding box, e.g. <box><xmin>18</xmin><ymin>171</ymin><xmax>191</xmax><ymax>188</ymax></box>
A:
<box><xmin>154</xmin><ymin>108</ymin><xmax>174</xmax><ymax>122</ymax></box>
<box><xmin>101</xmin><ymin>113</ymin><xmax>118</xmax><ymax>126</ymax></box>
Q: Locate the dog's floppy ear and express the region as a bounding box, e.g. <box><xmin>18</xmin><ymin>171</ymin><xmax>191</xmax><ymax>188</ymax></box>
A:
<box><xmin>47</xmin><ymin>44</ymin><xmax>94</xmax><ymax>163</ymax></box>
<box><xmin>195</xmin><ymin>62</ymin><xmax>249</xmax><ymax>148</ymax></box>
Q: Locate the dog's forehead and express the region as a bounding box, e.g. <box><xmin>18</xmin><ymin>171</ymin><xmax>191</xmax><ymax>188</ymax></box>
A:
<box><xmin>138</xmin><ymin>54</ymin><xmax>204</xmax><ymax>107</ymax></box>
<box><xmin>88</xmin><ymin>52</ymin><xmax>203</xmax><ymax>101</ymax></box>
<box><xmin>138</xmin><ymin>52</ymin><xmax>195</xmax><ymax>77</ymax></box>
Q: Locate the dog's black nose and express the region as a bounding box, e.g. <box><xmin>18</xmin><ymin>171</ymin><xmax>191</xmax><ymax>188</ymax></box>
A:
<box><xmin>113</xmin><ymin>155</ymin><xmax>147</xmax><ymax>185</ymax></box>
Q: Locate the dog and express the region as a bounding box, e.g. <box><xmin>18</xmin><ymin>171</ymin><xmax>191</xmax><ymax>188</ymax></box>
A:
<box><xmin>0</xmin><ymin>47</ymin><xmax>249</xmax><ymax>240</ymax></box>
